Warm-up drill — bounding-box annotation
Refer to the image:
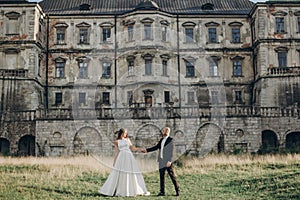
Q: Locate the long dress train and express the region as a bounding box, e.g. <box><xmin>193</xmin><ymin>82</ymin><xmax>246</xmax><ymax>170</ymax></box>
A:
<box><xmin>99</xmin><ymin>139</ymin><xmax>149</xmax><ymax>196</ymax></box>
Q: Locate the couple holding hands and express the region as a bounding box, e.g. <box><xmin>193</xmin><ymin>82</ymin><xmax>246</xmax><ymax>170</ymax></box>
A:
<box><xmin>99</xmin><ymin>127</ymin><xmax>180</xmax><ymax>197</ymax></box>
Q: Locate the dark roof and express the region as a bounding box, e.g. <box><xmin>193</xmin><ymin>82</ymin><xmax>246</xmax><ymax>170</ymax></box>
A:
<box><xmin>39</xmin><ymin>0</ymin><xmax>254</xmax><ymax>16</ymax></box>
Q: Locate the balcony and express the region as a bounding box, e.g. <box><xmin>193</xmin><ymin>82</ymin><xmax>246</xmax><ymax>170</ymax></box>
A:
<box><xmin>38</xmin><ymin>106</ymin><xmax>300</xmax><ymax>120</ymax></box>
<box><xmin>267</xmin><ymin>66</ymin><xmax>300</xmax><ymax>76</ymax></box>
<box><xmin>1</xmin><ymin>106</ymin><xmax>299</xmax><ymax>121</ymax></box>
<box><xmin>0</xmin><ymin>69</ymin><xmax>28</xmax><ymax>78</ymax></box>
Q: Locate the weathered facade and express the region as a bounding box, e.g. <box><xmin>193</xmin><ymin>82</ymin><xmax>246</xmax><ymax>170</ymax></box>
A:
<box><xmin>0</xmin><ymin>0</ymin><xmax>299</xmax><ymax>157</ymax></box>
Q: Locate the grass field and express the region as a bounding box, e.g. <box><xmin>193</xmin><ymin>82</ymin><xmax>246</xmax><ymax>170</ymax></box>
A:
<box><xmin>0</xmin><ymin>154</ymin><xmax>299</xmax><ymax>200</ymax></box>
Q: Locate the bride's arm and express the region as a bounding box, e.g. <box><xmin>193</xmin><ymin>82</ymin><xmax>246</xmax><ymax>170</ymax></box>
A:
<box><xmin>113</xmin><ymin>140</ymin><xmax>119</xmax><ymax>166</ymax></box>
<box><xmin>128</xmin><ymin>138</ymin><xmax>142</xmax><ymax>152</ymax></box>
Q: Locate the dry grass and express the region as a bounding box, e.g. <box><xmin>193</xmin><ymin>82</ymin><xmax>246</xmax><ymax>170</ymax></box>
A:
<box><xmin>176</xmin><ymin>153</ymin><xmax>300</xmax><ymax>174</ymax></box>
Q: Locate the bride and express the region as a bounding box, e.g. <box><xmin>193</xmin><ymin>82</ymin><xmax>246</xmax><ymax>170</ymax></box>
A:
<box><xmin>99</xmin><ymin>128</ymin><xmax>150</xmax><ymax>197</ymax></box>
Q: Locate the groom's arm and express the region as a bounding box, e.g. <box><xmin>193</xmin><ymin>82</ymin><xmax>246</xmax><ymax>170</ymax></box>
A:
<box><xmin>146</xmin><ymin>140</ymin><xmax>161</xmax><ymax>153</ymax></box>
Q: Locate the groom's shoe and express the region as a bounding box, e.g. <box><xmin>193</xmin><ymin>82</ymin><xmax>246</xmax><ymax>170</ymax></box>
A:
<box><xmin>176</xmin><ymin>191</ymin><xmax>180</xmax><ymax>196</ymax></box>
<box><xmin>157</xmin><ymin>192</ymin><xmax>165</xmax><ymax>196</ymax></box>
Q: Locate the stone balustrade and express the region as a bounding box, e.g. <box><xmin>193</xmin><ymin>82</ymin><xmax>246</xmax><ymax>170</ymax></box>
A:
<box><xmin>1</xmin><ymin>106</ymin><xmax>299</xmax><ymax>121</ymax></box>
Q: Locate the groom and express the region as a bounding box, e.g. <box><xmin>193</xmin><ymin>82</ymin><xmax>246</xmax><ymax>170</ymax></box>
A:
<box><xmin>142</xmin><ymin>127</ymin><xmax>180</xmax><ymax>196</ymax></box>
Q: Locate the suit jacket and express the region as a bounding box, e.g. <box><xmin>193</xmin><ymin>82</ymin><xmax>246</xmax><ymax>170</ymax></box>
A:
<box><xmin>146</xmin><ymin>137</ymin><xmax>175</xmax><ymax>168</ymax></box>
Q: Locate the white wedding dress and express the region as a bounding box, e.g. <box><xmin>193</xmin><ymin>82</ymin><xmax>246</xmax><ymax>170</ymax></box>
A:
<box><xmin>99</xmin><ymin>139</ymin><xmax>149</xmax><ymax>196</ymax></box>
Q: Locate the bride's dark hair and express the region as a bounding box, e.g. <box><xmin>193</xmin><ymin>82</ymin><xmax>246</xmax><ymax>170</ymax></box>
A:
<box><xmin>115</xmin><ymin>128</ymin><xmax>128</xmax><ymax>139</ymax></box>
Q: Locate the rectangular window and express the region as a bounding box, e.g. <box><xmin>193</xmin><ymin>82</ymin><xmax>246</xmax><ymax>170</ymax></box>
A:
<box><xmin>102</xmin><ymin>62</ymin><xmax>111</xmax><ymax>78</ymax></box>
<box><xmin>128</xmin><ymin>25</ymin><xmax>134</xmax><ymax>41</ymax></box>
<box><xmin>79</xmin><ymin>92</ymin><xmax>86</xmax><ymax>105</ymax></box>
<box><xmin>298</xmin><ymin>17</ymin><xmax>300</xmax><ymax>33</ymax></box>
<box><xmin>145</xmin><ymin>59</ymin><xmax>152</xmax><ymax>75</ymax></box>
<box><xmin>79</xmin><ymin>28</ymin><xmax>88</xmax><ymax>44</ymax></box>
<box><xmin>185</xmin><ymin>28</ymin><xmax>194</xmax><ymax>43</ymax></box>
<box><xmin>209</xmin><ymin>61</ymin><xmax>218</xmax><ymax>76</ymax></box>
<box><xmin>102</xmin><ymin>28</ymin><xmax>111</xmax><ymax>42</ymax></box>
<box><xmin>56</xmin><ymin>29</ymin><xmax>65</xmax><ymax>44</ymax></box>
<box><xmin>127</xmin><ymin>91</ymin><xmax>133</xmax><ymax>106</ymax></box>
<box><xmin>164</xmin><ymin>91</ymin><xmax>170</xmax><ymax>103</ymax></box>
<box><xmin>55</xmin><ymin>92</ymin><xmax>62</xmax><ymax>105</ymax></box>
<box><xmin>144</xmin><ymin>24</ymin><xmax>151</xmax><ymax>40</ymax></box>
<box><xmin>233</xmin><ymin>61</ymin><xmax>242</xmax><ymax>77</ymax></box>
<box><xmin>276</xmin><ymin>17</ymin><xmax>285</xmax><ymax>33</ymax></box>
<box><xmin>38</xmin><ymin>58</ymin><xmax>42</xmax><ymax>76</ymax></box>
<box><xmin>235</xmin><ymin>91</ymin><xmax>242</xmax><ymax>103</ymax></box>
<box><xmin>7</xmin><ymin>19</ymin><xmax>19</xmax><ymax>35</ymax></box>
<box><xmin>162</xmin><ymin>60</ymin><xmax>168</xmax><ymax>76</ymax></box>
<box><xmin>128</xmin><ymin>60</ymin><xmax>134</xmax><ymax>76</ymax></box>
<box><xmin>208</xmin><ymin>28</ymin><xmax>217</xmax><ymax>43</ymax></box>
<box><xmin>103</xmin><ymin>92</ymin><xmax>110</xmax><ymax>105</ymax></box>
<box><xmin>162</xmin><ymin>26</ymin><xmax>167</xmax><ymax>41</ymax></box>
<box><xmin>211</xmin><ymin>91</ymin><xmax>219</xmax><ymax>104</ymax></box>
<box><xmin>79</xmin><ymin>62</ymin><xmax>88</xmax><ymax>79</ymax></box>
<box><xmin>187</xmin><ymin>92</ymin><xmax>195</xmax><ymax>104</ymax></box>
<box><xmin>278</xmin><ymin>52</ymin><xmax>287</xmax><ymax>67</ymax></box>
<box><xmin>186</xmin><ymin>61</ymin><xmax>195</xmax><ymax>77</ymax></box>
<box><xmin>232</xmin><ymin>28</ymin><xmax>240</xmax><ymax>43</ymax></box>
<box><xmin>56</xmin><ymin>62</ymin><xmax>65</xmax><ymax>78</ymax></box>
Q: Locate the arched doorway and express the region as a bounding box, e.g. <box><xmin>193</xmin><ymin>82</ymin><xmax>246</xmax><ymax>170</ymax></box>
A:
<box><xmin>18</xmin><ymin>135</ymin><xmax>35</xmax><ymax>156</ymax></box>
<box><xmin>261</xmin><ymin>130</ymin><xmax>278</xmax><ymax>153</ymax></box>
<box><xmin>73</xmin><ymin>127</ymin><xmax>102</xmax><ymax>155</ymax></box>
<box><xmin>0</xmin><ymin>138</ymin><xmax>10</xmax><ymax>156</ymax></box>
<box><xmin>135</xmin><ymin>124</ymin><xmax>161</xmax><ymax>147</ymax></box>
<box><xmin>195</xmin><ymin>123</ymin><xmax>222</xmax><ymax>156</ymax></box>
<box><xmin>286</xmin><ymin>132</ymin><xmax>300</xmax><ymax>153</ymax></box>
<box><xmin>135</xmin><ymin>124</ymin><xmax>161</xmax><ymax>159</ymax></box>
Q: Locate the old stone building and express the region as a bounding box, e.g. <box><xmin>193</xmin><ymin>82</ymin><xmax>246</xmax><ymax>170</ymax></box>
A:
<box><xmin>0</xmin><ymin>0</ymin><xmax>299</xmax><ymax>157</ymax></box>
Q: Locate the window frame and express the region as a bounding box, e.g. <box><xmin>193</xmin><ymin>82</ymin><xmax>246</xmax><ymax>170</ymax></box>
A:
<box><xmin>102</xmin><ymin>62</ymin><xmax>111</xmax><ymax>78</ymax></box>
<box><xmin>208</xmin><ymin>27</ymin><xmax>217</xmax><ymax>43</ymax></box>
<box><xmin>79</xmin><ymin>92</ymin><xmax>86</xmax><ymax>105</ymax></box>
<box><xmin>187</xmin><ymin>91</ymin><xmax>195</xmax><ymax>104</ymax></box>
<box><xmin>275</xmin><ymin>17</ymin><xmax>285</xmax><ymax>33</ymax></box>
<box><xmin>231</xmin><ymin>27</ymin><xmax>241</xmax><ymax>43</ymax></box>
<box><xmin>77</xmin><ymin>59</ymin><xmax>89</xmax><ymax>79</ymax></box>
<box><xmin>185</xmin><ymin>60</ymin><xmax>195</xmax><ymax>77</ymax></box>
<box><xmin>55</xmin><ymin>61</ymin><xmax>65</xmax><ymax>78</ymax></box>
<box><xmin>55</xmin><ymin>92</ymin><xmax>63</xmax><ymax>106</ymax></box>
<box><xmin>102</xmin><ymin>92</ymin><xmax>110</xmax><ymax>105</ymax></box>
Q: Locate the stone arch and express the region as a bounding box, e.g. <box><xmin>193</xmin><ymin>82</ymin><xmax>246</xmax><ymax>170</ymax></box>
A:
<box><xmin>285</xmin><ymin>131</ymin><xmax>300</xmax><ymax>153</ymax></box>
<box><xmin>135</xmin><ymin>124</ymin><xmax>161</xmax><ymax>148</ymax></box>
<box><xmin>261</xmin><ymin>130</ymin><xmax>279</xmax><ymax>153</ymax></box>
<box><xmin>174</xmin><ymin>130</ymin><xmax>187</xmax><ymax>155</ymax></box>
<box><xmin>73</xmin><ymin>127</ymin><xmax>103</xmax><ymax>155</ymax></box>
<box><xmin>0</xmin><ymin>138</ymin><xmax>10</xmax><ymax>156</ymax></box>
<box><xmin>18</xmin><ymin>135</ymin><xmax>35</xmax><ymax>156</ymax></box>
<box><xmin>194</xmin><ymin>123</ymin><xmax>222</xmax><ymax>156</ymax></box>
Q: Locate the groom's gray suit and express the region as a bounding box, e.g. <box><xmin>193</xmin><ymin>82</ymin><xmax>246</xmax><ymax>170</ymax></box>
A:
<box><xmin>146</xmin><ymin>136</ymin><xmax>180</xmax><ymax>196</ymax></box>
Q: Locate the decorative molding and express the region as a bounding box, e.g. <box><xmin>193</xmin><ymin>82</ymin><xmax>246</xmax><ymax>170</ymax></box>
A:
<box><xmin>230</xmin><ymin>55</ymin><xmax>245</xmax><ymax>60</ymax></box>
<box><xmin>99</xmin><ymin>22</ymin><xmax>114</xmax><ymax>28</ymax></box>
<box><xmin>54</xmin><ymin>22</ymin><xmax>69</xmax><ymax>28</ymax></box>
<box><xmin>123</xmin><ymin>19</ymin><xmax>135</xmax><ymax>26</ymax></box>
<box><xmin>274</xmin><ymin>46</ymin><xmax>289</xmax><ymax>52</ymax></box>
<box><xmin>272</xmin><ymin>11</ymin><xmax>288</xmax><ymax>17</ymax></box>
<box><xmin>4</xmin><ymin>48</ymin><xmax>20</xmax><ymax>54</ymax></box>
<box><xmin>5</xmin><ymin>11</ymin><xmax>21</xmax><ymax>20</ymax></box>
<box><xmin>160</xmin><ymin>20</ymin><xmax>170</xmax><ymax>26</ymax></box>
<box><xmin>141</xmin><ymin>17</ymin><xmax>154</xmax><ymax>24</ymax></box>
<box><xmin>228</xmin><ymin>21</ymin><xmax>243</xmax><ymax>27</ymax></box>
<box><xmin>205</xmin><ymin>21</ymin><xmax>220</xmax><ymax>27</ymax></box>
<box><xmin>75</xmin><ymin>22</ymin><xmax>91</xmax><ymax>28</ymax></box>
<box><xmin>182</xmin><ymin>21</ymin><xmax>196</xmax><ymax>27</ymax></box>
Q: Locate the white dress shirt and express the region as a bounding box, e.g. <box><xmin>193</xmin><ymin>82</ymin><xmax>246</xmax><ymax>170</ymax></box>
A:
<box><xmin>160</xmin><ymin>136</ymin><xmax>168</xmax><ymax>159</ymax></box>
